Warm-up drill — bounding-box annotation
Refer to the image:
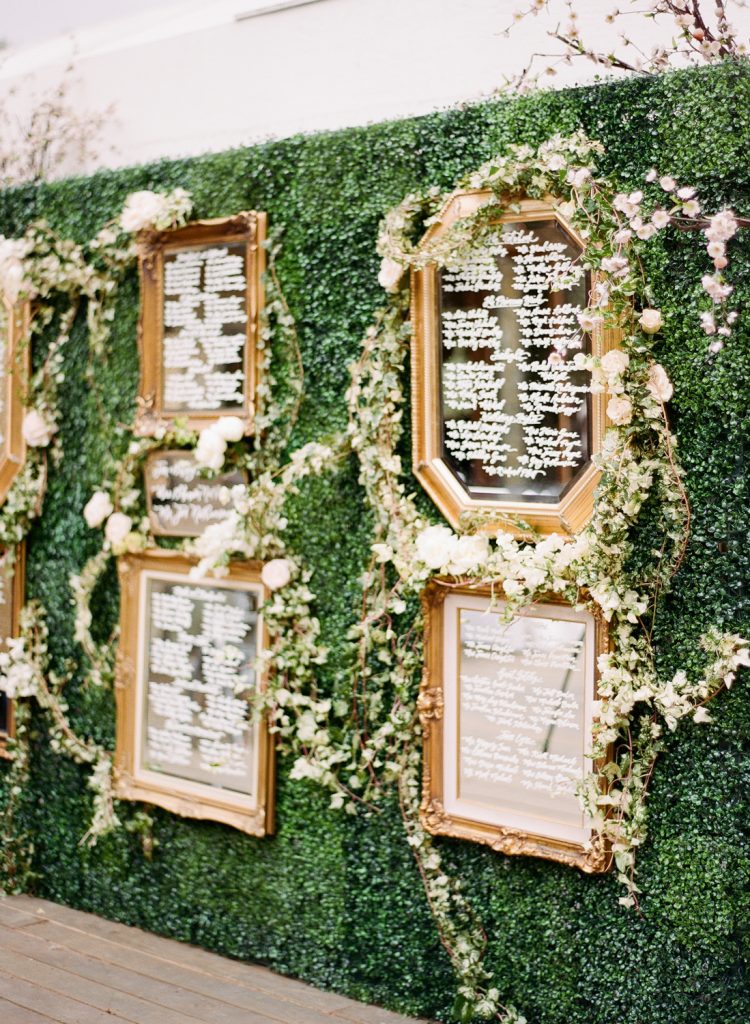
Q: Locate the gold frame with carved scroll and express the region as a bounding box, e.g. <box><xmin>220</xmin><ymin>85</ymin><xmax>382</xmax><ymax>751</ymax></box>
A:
<box><xmin>114</xmin><ymin>549</ymin><xmax>275</xmax><ymax>836</ymax></box>
<box><xmin>411</xmin><ymin>192</ymin><xmax>621</xmax><ymax>536</ymax></box>
<box><xmin>135</xmin><ymin>212</ymin><xmax>266</xmax><ymax>436</ymax></box>
<box><xmin>0</xmin><ymin>545</ymin><xmax>26</xmax><ymax>757</ymax></box>
<box><xmin>0</xmin><ymin>298</ymin><xmax>30</xmax><ymax>503</ymax></box>
<box><xmin>418</xmin><ymin>578</ymin><xmax>610</xmax><ymax>873</ymax></box>
<box><xmin>143</xmin><ymin>449</ymin><xmax>248</xmax><ymax>539</ymax></box>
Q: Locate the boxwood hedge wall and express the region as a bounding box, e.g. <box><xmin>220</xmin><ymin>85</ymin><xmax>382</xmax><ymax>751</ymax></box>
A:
<box><xmin>1</xmin><ymin>61</ymin><xmax>749</xmax><ymax>1024</ymax></box>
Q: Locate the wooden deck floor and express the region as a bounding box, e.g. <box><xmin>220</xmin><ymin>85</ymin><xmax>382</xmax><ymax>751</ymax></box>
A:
<box><xmin>0</xmin><ymin>895</ymin><xmax>429</xmax><ymax>1024</ymax></box>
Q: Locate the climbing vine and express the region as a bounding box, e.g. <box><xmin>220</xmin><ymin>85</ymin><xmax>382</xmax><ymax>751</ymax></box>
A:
<box><xmin>0</xmin><ymin>133</ymin><xmax>748</xmax><ymax>1023</ymax></box>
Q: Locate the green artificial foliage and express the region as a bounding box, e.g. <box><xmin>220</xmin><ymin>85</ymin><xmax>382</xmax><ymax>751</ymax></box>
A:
<box><xmin>1</xmin><ymin>61</ymin><xmax>750</xmax><ymax>1024</ymax></box>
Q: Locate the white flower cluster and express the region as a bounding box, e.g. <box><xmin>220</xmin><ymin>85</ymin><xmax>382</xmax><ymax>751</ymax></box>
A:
<box><xmin>120</xmin><ymin>188</ymin><xmax>192</xmax><ymax>234</ymax></box>
<box><xmin>0</xmin><ymin>637</ymin><xmax>36</xmax><ymax>699</ymax></box>
<box><xmin>0</xmin><ymin>236</ymin><xmax>31</xmax><ymax>304</ymax></box>
<box><xmin>194</xmin><ymin>416</ymin><xmax>245</xmax><ymax>471</ymax></box>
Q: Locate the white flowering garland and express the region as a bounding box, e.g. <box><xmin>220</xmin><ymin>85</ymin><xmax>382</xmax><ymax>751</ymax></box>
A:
<box><xmin>1</xmin><ymin>144</ymin><xmax>748</xmax><ymax>1023</ymax></box>
<box><xmin>339</xmin><ymin>133</ymin><xmax>748</xmax><ymax>1015</ymax></box>
<box><xmin>0</xmin><ymin>189</ymin><xmax>194</xmax><ymax>870</ymax></box>
<box><xmin>155</xmin><ymin>134</ymin><xmax>750</xmax><ymax>1020</ymax></box>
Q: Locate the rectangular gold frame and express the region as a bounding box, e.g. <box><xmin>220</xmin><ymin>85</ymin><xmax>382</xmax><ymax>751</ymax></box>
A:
<box><xmin>0</xmin><ymin>299</ymin><xmax>30</xmax><ymax>503</ymax></box>
<box><xmin>115</xmin><ymin>549</ymin><xmax>275</xmax><ymax>836</ymax></box>
<box><xmin>419</xmin><ymin>578</ymin><xmax>610</xmax><ymax>873</ymax></box>
<box><xmin>0</xmin><ymin>544</ymin><xmax>26</xmax><ymax>757</ymax></box>
<box><xmin>143</xmin><ymin>450</ymin><xmax>248</xmax><ymax>539</ymax></box>
<box><xmin>135</xmin><ymin>212</ymin><xmax>267</xmax><ymax>436</ymax></box>
<box><xmin>411</xmin><ymin>192</ymin><xmax>620</xmax><ymax>536</ymax></box>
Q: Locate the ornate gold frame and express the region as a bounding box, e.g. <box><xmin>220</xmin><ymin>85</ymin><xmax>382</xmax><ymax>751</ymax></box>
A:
<box><xmin>0</xmin><ymin>544</ymin><xmax>25</xmax><ymax>757</ymax></box>
<box><xmin>419</xmin><ymin>578</ymin><xmax>610</xmax><ymax>873</ymax></box>
<box><xmin>135</xmin><ymin>212</ymin><xmax>267</xmax><ymax>436</ymax></box>
<box><xmin>411</xmin><ymin>191</ymin><xmax>620</xmax><ymax>536</ymax></box>
<box><xmin>143</xmin><ymin>450</ymin><xmax>247</xmax><ymax>539</ymax></box>
<box><xmin>114</xmin><ymin>549</ymin><xmax>275</xmax><ymax>836</ymax></box>
<box><xmin>0</xmin><ymin>298</ymin><xmax>30</xmax><ymax>503</ymax></box>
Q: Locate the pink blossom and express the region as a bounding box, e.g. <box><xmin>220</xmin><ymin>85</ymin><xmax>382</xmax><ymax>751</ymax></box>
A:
<box><xmin>682</xmin><ymin>199</ymin><xmax>701</xmax><ymax>217</ymax></box>
<box><xmin>601</xmin><ymin>255</ymin><xmax>629</xmax><ymax>276</ymax></box>
<box><xmin>677</xmin><ymin>186</ymin><xmax>696</xmax><ymax>200</ymax></box>
<box><xmin>699</xmin><ymin>311</ymin><xmax>716</xmax><ymax>335</ymax></box>
<box><xmin>702</xmin><ymin>274</ymin><xmax>733</xmax><ymax>302</ymax></box>
<box><xmin>651</xmin><ymin>209</ymin><xmax>670</xmax><ymax>229</ymax></box>
<box><xmin>659</xmin><ymin>176</ymin><xmax>676</xmax><ymax>192</ymax></box>
<box><xmin>578</xmin><ymin>311</ymin><xmax>603</xmax><ymax>332</ymax></box>
<box><xmin>704</xmin><ymin>210</ymin><xmax>738</xmax><ymax>243</ymax></box>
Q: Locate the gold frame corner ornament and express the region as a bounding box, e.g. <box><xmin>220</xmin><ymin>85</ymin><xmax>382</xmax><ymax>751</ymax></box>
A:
<box><xmin>419</xmin><ymin>578</ymin><xmax>610</xmax><ymax>874</ymax></box>
<box><xmin>135</xmin><ymin>212</ymin><xmax>267</xmax><ymax>437</ymax></box>
<box><xmin>114</xmin><ymin>548</ymin><xmax>275</xmax><ymax>836</ymax></box>
<box><xmin>410</xmin><ymin>192</ymin><xmax>621</xmax><ymax>537</ymax></box>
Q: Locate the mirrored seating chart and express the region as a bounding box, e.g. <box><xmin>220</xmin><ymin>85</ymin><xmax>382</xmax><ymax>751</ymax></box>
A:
<box><xmin>115</xmin><ymin>553</ymin><xmax>273</xmax><ymax>835</ymax></box>
<box><xmin>420</xmin><ymin>583</ymin><xmax>605</xmax><ymax>871</ymax></box>
<box><xmin>136</xmin><ymin>213</ymin><xmax>265</xmax><ymax>434</ymax></box>
<box><xmin>142</xmin><ymin>575</ymin><xmax>258</xmax><ymax>794</ymax></box>
<box><xmin>145</xmin><ymin>451</ymin><xmax>246</xmax><ymax>538</ymax></box>
<box><xmin>439</xmin><ymin>218</ymin><xmax>590</xmax><ymax>504</ymax></box>
<box><xmin>162</xmin><ymin>243</ymin><xmax>247</xmax><ymax>413</ymax></box>
<box><xmin>0</xmin><ymin>548</ymin><xmax>23</xmax><ymax>751</ymax></box>
<box><xmin>458</xmin><ymin>608</ymin><xmax>586</xmax><ymax>829</ymax></box>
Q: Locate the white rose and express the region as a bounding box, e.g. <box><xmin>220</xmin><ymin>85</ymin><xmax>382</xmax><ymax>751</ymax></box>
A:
<box><xmin>84</xmin><ymin>491</ymin><xmax>114</xmax><ymax>529</ymax></box>
<box><xmin>105</xmin><ymin>512</ymin><xmax>133</xmax><ymax>546</ymax></box>
<box><xmin>378</xmin><ymin>257</ymin><xmax>404</xmax><ymax>293</ymax></box>
<box><xmin>646</xmin><ymin>363</ymin><xmax>674</xmax><ymax>403</ymax></box>
<box><xmin>3</xmin><ymin>661</ymin><xmax>35</xmax><ymax>699</ymax></box>
<box><xmin>22</xmin><ymin>410</ymin><xmax>54</xmax><ymax>447</ymax></box>
<box><xmin>607</xmin><ymin>396</ymin><xmax>633</xmax><ymax>425</ymax></box>
<box><xmin>600</xmin><ymin>350</ymin><xmax>629</xmax><ymax>377</ymax></box>
<box><xmin>415</xmin><ymin>524</ymin><xmax>457</xmax><ymax>570</ymax></box>
<box><xmin>216</xmin><ymin>416</ymin><xmax>245</xmax><ymax>442</ymax></box>
<box><xmin>195</xmin><ymin>426</ymin><xmax>227</xmax><ymax>471</ymax></box>
<box><xmin>261</xmin><ymin>558</ymin><xmax>293</xmax><ymax>591</ymax></box>
<box><xmin>445</xmin><ymin>534</ymin><xmax>489</xmax><ymax>575</ymax></box>
<box><xmin>638</xmin><ymin>308</ymin><xmax>663</xmax><ymax>334</ymax></box>
<box><xmin>120</xmin><ymin>190</ymin><xmax>167</xmax><ymax>233</ymax></box>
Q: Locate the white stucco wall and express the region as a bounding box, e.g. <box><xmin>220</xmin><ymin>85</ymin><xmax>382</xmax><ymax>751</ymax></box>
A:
<box><xmin>0</xmin><ymin>0</ymin><xmax>747</xmax><ymax>174</ymax></box>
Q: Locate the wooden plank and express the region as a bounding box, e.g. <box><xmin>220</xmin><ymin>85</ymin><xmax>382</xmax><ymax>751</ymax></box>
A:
<box><xmin>3</xmin><ymin>897</ymin><xmax>433</xmax><ymax>1024</ymax></box>
<box><xmin>0</xmin><ymin>901</ymin><xmax>44</xmax><ymax>930</ymax></box>
<box><xmin>0</xmin><ymin>925</ymin><xmax>275</xmax><ymax>1024</ymax></box>
<box><xmin>0</xmin><ymin>946</ymin><xmax>204</xmax><ymax>1024</ymax></box>
<box><xmin>5</xmin><ymin>901</ymin><xmax>356</xmax><ymax>1019</ymax></box>
<box><xmin>7</xmin><ymin>897</ymin><xmax>355</xmax><ymax>1015</ymax></box>
<box><xmin>0</xmin><ymin>915</ymin><xmax>346</xmax><ymax>1024</ymax></box>
<box><xmin>0</xmin><ymin>969</ymin><xmax>133</xmax><ymax>1024</ymax></box>
<box><xmin>0</xmin><ymin>997</ymin><xmax>57</xmax><ymax>1024</ymax></box>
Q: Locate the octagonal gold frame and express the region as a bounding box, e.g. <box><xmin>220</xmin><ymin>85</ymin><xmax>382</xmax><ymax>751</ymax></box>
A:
<box><xmin>411</xmin><ymin>191</ymin><xmax>620</xmax><ymax>536</ymax></box>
